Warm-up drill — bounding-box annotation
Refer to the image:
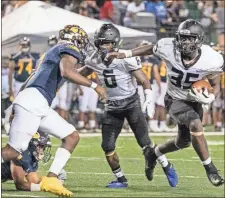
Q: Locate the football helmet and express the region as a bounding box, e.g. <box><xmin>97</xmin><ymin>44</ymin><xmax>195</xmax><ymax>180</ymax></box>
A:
<box><xmin>19</xmin><ymin>37</ymin><xmax>31</xmax><ymax>53</ymax></box>
<box><xmin>175</xmin><ymin>19</ymin><xmax>204</xmax><ymax>57</ymax></box>
<box><xmin>48</xmin><ymin>35</ymin><xmax>58</xmax><ymax>47</ymax></box>
<box><xmin>29</xmin><ymin>132</ymin><xmax>52</xmax><ymax>164</ymax></box>
<box><xmin>59</xmin><ymin>25</ymin><xmax>89</xmax><ymax>51</ymax></box>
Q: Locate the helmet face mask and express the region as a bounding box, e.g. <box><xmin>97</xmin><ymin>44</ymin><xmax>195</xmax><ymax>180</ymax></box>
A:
<box><xmin>94</xmin><ymin>24</ymin><xmax>121</xmax><ymax>61</ymax></box>
<box><xmin>29</xmin><ymin>133</ymin><xmax>52</xmax><ymax>164</ymax></box>
<box><xmin>19</xmin><ymin>37</ymin><xmax>31</xmax><ymax>53</ymax></box>
<box><xmin>175</xmin><ymin>19</ymin><xmax>204</xmax><ymax>58</ymax></box>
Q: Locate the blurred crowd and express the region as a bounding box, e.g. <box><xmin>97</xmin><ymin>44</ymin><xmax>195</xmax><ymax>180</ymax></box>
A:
<box><xmin>2</xmin><ymin>0</ymin><xmax>224</xmax><ymax>47</ymax></box>
<box><xmin>1</xmin><ymin>0</ymin><xmax>224</xmax><ymax>133</ymax></box>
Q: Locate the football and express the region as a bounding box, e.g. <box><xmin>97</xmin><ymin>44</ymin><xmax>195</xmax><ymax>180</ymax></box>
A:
<box><xmin>191</xmin><ymin>80</ymin><xmax>213</xmax><ymax>93</ymax></box>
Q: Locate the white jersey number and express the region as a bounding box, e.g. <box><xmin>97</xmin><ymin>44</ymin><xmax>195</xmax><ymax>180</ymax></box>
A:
<box><xmin>170</xmin><ymin>66</ymin><xmax>200</xmax><ymax>89</ymax></box>
<box><xmin>103</xmin><ymin>69</ymin><xmax>117</xmax><ymax>88</ymax></box>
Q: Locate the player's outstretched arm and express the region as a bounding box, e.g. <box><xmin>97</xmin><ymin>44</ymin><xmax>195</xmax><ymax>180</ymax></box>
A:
<box><xmin>60</xmin><ymin>55</ymin><xmax>107</xmax><ymax>101</ymax></box>
<box><xmin>132</xmin><ymin>69</ymin><xmax>155</xmax><ymax>118</ymax></box>
<box><xmin>77</xmin><ymin>66</ymin><xmax>93</xmax><ymax>77</ymax></box>
<box><xmin>106</xmin><ymin>44</ymin><xmax>154</xmax><ymax>61</ymax></box>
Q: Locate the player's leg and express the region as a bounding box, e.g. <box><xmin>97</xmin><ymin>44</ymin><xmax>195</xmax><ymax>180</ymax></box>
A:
<box><xmin>125</xmin><ymin>105</ymin><xmax>177</xmax><ymax>186</ymax></box>
<box><xmin>156</xmin><ymin>82</ymin><xmax>169</xmax><ymax>131</ymax></box>
<box><xmin>78</xmin><ymin>86</ymin><xmax>89</xmax><ymax>129</ymax></box>
<box><xmin>87</xmin><ymin>88</ymin><xmax>98</xmax><ymax>130</ymax></box>
<box><xmin>1</xmin><ymin>104</ymin><xmax>41</xmax><ymax>163</ymax></box>
<box><xmin>101</xmin><ymin>110</ymin><xmax>127</xmax><ymax>188</ymax></box>
<box><xmin>212</xmin><ymin>94</ymin><xmax>222</xmax><ymax>131</ymax></box>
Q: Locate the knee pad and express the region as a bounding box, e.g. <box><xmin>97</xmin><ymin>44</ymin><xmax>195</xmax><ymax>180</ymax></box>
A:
<box><xmin>175</xmin><ymin>137</ymin><xmax>191</xmax><ymax>149</ymax></box>
<box><xmin>101</xmin><ymin>142</ymin><xmax>115</xmax><ymax>155</ymax></box>
<box><xmin>189</xmin><ymin>119</ymin><xmax>203</xmax><ymax>133</ymax></box>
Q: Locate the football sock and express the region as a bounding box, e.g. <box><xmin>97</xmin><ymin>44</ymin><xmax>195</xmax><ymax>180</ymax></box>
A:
<box><xmin>201</xmin><ymin>157</ymin><xmax>212</xmax><ymax>166</ymax></box>
<box><xmin>78</xmin><ymin>121</ymin><xmax>84</xmax><ymax>128</ymax></box>
<box><xmin>89</xmin><ymin>120</ymin><xmax>95</xmax><ymax>129</ymax></box>
<box><xmin>31</xmin><ymin>183</ymin><xmax>41</xmax><ymax>191</ymax></box>
<box><xmin>112</xmin><ymin>166</ymin><xmax>127</xmax><ymax>183</ymax></box>
<box><xmin>155</xmin><ymin>146</ymin><xmax>169</xmax><ymax>167</ymax></box>
<box><xmin>49</xmin><ymin>148</ymin><xmax>71</xmax><ymax>175</ymax></box>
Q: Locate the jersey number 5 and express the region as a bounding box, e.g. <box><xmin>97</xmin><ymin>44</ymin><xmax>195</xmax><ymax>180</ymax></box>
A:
<box><xmin>103</xmin><ymin>69</ymin><xmax>117</xmax><ymax>88</ymax></box>
<box><xmin>170</xmin><ymin>67</ymin><xmax>199</xmax><ymax>89</ymax></box>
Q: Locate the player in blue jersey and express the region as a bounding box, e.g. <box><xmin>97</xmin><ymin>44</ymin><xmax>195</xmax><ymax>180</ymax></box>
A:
<box><xmin>1</xmin><ymin>132</ymin><xmax>66</xmax><ymax>191</ymax></box>
<box><xmin>8</xmin><ymin>37</ymin><xmax>40</xmax><ymax>101</ymax></box>
<box><xmin>1</xmin><ymin>25</ymin><xmax>107</xmax><ymax>197</ymax></box>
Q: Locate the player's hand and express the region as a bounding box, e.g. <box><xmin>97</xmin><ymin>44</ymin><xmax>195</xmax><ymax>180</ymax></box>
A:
<box><xmin>9</xmin><ymin>90</ymin><xmax>14</xmax><ymax>102</ymax></box>
<box><xmin>142</xmin><ymin>89</ymin><xmax>155</xmax><ymax>119</ymax></box>
<box><xmin>95</xmin><ymin>85</ymin><xmax>107</xmax><ymax>103</ymax></box>
<box><xmin>104</xmin><ymin>52</ymin><xmax>126</xmax><ymax>62</ymax></box>
<box><xmin>187</xmin><ymin>88</ymin><xmax>215</xmax><ymax>104</ymax></box>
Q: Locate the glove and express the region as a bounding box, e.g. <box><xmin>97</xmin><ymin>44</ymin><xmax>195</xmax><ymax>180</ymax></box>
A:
<box><xmin>187</xmin><ymin>88</ymin><xmax>215</xmax><ymax>105</ymax></box>
<box><xmin>142</xmin><ymin>89</ymin><xmax>155</xmax><ymax>119</ymax></box>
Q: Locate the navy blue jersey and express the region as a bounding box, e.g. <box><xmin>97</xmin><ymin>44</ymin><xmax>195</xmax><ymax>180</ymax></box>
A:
<box><xmin>141</xmin><ymin>56</ymin><xmax>160</xmax><ymax>84</ymax></box>
<box><xmin>10</xmin><ymin>52</ymin><xmax>40</xmax><ymax>82</ymax></box>
<box><xmin>13</xmin><ymin>149</ymin><xmax>38</xmax><ymax>173</ymax></box>
<box><xmin>25</xmin><ymin>42</ymin><xmax>81</xmax><ymax>105</ymax></box>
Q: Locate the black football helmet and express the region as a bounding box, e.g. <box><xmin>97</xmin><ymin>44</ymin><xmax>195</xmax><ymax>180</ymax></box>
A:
<box><xmin>94</xmin><ymin>23</ymin><xmax>121</xmax><ymax>51</ymax></box>
<box><xmin>19</xmin><ymin>37</ymin><xmax>31</xmax><ymax>53</ymax></box>
<box><xmin>29</xmin><ymin>132</ymin><xmax>52</xmax><ymax>164</ymax></box>
<box><xmin>48</xmin><ymin>35</ymin><xmax>58</xmax><ymax>47</ymax></box>
<box><xmin>175</xmin><ymin>19</ymin><xmax>204</xmax><ymax>57</ymax></box>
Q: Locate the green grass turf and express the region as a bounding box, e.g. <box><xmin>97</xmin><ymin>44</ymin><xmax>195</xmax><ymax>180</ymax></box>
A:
<box><xmin>2</xmin><ymin>135</ymin><xmax>224</xmax><ymax>197</ymax></box>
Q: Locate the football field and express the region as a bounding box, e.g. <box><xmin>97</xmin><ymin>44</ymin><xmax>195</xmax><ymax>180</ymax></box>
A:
<box><xmin>2</xmin><ymin>133</ymin><xmax>224</xmax><ymax>197</ymax></box>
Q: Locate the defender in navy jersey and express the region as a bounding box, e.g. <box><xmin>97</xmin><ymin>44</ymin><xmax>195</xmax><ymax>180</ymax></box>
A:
<box><xmin>107</xmin><ymin>19</ymin><xmax>224</xmax><ymax>186</ymax></box>
<box><xmin>1</xmin><ymin>25</ymin><xmax>107</xmax><ymax>197</ymax></box>
<box><xmin>8</xmin><ymin>37</ymin><xmax>40</xmax><ymax>100</ymax></box>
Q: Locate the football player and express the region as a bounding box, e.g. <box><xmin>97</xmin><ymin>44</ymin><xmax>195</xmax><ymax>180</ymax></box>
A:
<box><xmin>137</xmin><ymin>41</ymin><xmax>162</xmax><ymax>132</ymax></box>
<box><xmin>1</xmin><ymin>25</ymin><xmax>107</xmax><ymax>197</ymax></box>
<box><xmin>77</xmin><ymin>71</ymin><xmax>99</xmax><ymax>130</ymax></box>
<box><xmin>48</xmin><ymin>35</ymin><xmax>58</xmax><ymax>48</ymax></box>
<box><xmin>1</xmin><ymin>132</ymin><xmax>67</xmax><ymax>190</ymax></box>
<box><xmin>78</xmin><ymin>23</ymin><xmax>178</xmax><ymax>188</ymax></box>
<box><xmin>8</xmin><ymin>37</ymin><xmax>39</xmax><ymax>101</ymax></box>
<box><xmin>107</xmin><ymin>19</ymin><xmax>224</xmax><ymax>186</ymax></box>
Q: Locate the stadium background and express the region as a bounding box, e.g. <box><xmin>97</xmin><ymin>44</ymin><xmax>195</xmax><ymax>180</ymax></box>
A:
<box><xmin>1</xmin><ymin>0</ymin><xmax>224</xmax><ymax>197</ymax></box>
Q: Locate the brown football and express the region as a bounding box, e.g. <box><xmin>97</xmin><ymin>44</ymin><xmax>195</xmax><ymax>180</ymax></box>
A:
<box><xmin>191</xmin><ymin>80</ymin><xmax>213</xmax><ymax>93</ymax></box>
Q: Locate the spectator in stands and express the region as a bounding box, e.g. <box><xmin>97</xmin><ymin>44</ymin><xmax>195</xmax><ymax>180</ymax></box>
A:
<box><xmin>215</xmin><ymin>0</ymin><xmax>224</xmax><ymax>49</ymax></box>
<box><xmin>123</xmin><ymin>0</ymin><xmax>145</xmax><ymax>27</ymax></box>
<box><xmin>86</xmin><ymin>1</ymin><xmax>100</xmax><ymax>19</ymax></box>
<box><xmin>79</xmin><ymin>1</ymin><xmax>89</xmax><ymax>17</ymax></box>
<box><xmin>112</xmin><ymin>0</ymin><xmax>129</xmax><ymax>25</ymax></box>
<box><xmin>99</xmin><ymin>0</ymin><xmax>114</xmax><ymax>22</ymax></box>
<box><xmin>166</xmin><ymin>0</ymin><xmax>189</xmax><ymax>23</ymax></box>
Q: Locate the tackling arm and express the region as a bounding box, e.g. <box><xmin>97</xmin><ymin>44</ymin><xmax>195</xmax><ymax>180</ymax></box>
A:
<box><xmin>77</xmin><ymin>66</ymin><xmax>94</xmax><ymax>77</ymax></box>
<box><xmin>132</xmin><ymin>69</ymin><xmax>152</xmax><ymax>90</ymax></box>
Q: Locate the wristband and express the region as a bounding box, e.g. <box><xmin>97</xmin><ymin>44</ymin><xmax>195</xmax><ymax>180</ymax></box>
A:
<box><xmin>123</xmin><ymin>50</ymin><xmax>132</xmax><ymax>58</ymax></box>
<box><xmin>144</xmin><ymin>89</ymin><xmax>152</xmax><ymax>95</ymax></box>
<box><xmin>90</xmin><ymin>82</ymin><xmax>97</xmax><ymax>89</ymax></box>
<box><xmin>31</xmin><ymin>183</ymin><xmax>41</xmax><ymax>191</ymax></box>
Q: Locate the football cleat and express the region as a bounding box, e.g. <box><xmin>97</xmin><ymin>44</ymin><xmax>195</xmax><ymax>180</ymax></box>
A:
<box><xmin>106</xmin><ymin>180</ymin><xmax>128</xmax><ymax>188</ymax></box>
<box><xmin>143</xmin><ymin>146</ymin><xmax>157</xmax><ymax>181</ymax></box>
<box><xmin>205</xmin><ymin>163</ymin><xmax>224</xmax><ymax>187</ymax></box>
<box><xmin>163</xmin><ymin>162</ymin><xmax>178</xmax><ymax>187</ymax></box>
<box><xmin>40</xmin><ymin>176</ymin><xmax>73</xmax><ymax>197</ymax></box>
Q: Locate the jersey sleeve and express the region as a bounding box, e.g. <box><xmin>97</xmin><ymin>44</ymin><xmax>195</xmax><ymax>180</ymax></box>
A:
<box><xmin>124</xmin><ymin>56</ymin><xmax>142</xmax><ymax>72</ymax></box>
<box><xmin>207</xmin><ymin>52</ymin><xmax>224</xmax><ymax>79</ymax></box>
<box><xmin>60</xmin><ymin>44</ymin><xmax>82</xmax><ymax>62</ymax></box>
<box><xmin>153</xmin><ymin>38</ymin><xmax>174</xmax><ymax>60</ymax></box>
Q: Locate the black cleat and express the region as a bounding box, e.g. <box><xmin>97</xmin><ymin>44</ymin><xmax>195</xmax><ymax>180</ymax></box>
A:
<box><xmin>143</xmin><ymin>145</ymin><xmax>157</xmax><ymax>181</ymax></box>
<box><xmin>204</xmin><ymin>163</ymin><xmax>224</xmax><ymax>187</ymax></box>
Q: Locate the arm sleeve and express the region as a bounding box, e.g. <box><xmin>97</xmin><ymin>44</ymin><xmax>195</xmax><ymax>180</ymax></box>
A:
<box><xmin>60</xmin><ymin>44</ymin><xmax>82</xmax><ymax>63</ymax></box>
<box><xmin>207</xmin><ymin>53</ymin><xmax>224</xmax><ymax>79</ymax></box>
<box><xmin>124</xmin><ymin>57</ymin><xmax>142</xmax><ymax>72</ymax></box>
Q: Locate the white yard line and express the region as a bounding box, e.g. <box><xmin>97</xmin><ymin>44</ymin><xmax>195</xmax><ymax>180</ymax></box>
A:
<box><xmin>2</xmin><ymin>194</ymin><xmax>47</xmax><ymax>198</ymax></box>
<box><xmin>1</xmin><ymin>131</ymin><xmax>224</xmax><ymax>139</ymax></box>
<box><xmin>65</xmin><ymin>171</ymin><xmax>207</xmax><ymax>179</ymax></box>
